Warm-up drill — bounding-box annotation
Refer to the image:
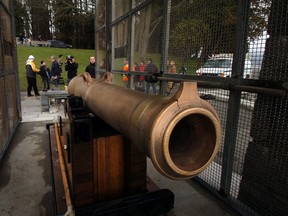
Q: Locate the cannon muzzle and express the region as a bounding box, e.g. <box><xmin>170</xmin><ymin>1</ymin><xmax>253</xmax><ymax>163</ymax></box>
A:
<box><xmin>68</xmin><ymin>73</ymin><xmax>221</xmax><ymax>180</ymax></box>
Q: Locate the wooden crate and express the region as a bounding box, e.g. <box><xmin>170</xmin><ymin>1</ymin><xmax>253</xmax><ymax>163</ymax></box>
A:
<box><xmin>60</xmin><ymin>113</ymin><xmax>147</xmax><ymax>208</ymax></box>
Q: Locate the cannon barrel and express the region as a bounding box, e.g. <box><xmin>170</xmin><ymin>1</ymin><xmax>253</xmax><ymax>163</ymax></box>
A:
<box><xmin>68</xmin><ymin>73</ymin><xmax>221</xmax><ymax>180</ymax></box>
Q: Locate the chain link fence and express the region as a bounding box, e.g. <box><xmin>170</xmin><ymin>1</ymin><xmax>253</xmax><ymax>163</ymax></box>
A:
<box><xmin>96</xmin><ymin>0</ymin><xmax>288</xmax><ymax>215</ymax></box>
<box><xmin>0</xmin><ymin>1</ymin><xmax>21</xmax><ymax>163</ymax></box>
<box><xmin>1</xmin><ymin>0</ymin><xmax>286</xmax><ymax>215</ymax></box>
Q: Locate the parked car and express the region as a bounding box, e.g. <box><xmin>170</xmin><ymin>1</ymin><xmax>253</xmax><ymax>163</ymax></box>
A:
<box><xmin>48</xmin><ymin>40</ymin><xmax>72</xmax><ymax>48</ymax></box>
<box><xmin>196</xmin><ymin>54</ymin><xmax>252</xmax><ymax>78</ymax></box>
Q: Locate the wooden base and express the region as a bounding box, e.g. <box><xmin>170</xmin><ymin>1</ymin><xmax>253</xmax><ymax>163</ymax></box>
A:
<box><xmin>47</xmin><ymin>96</ymin><xmax>174</xmax><ymax>215</ymax></box>
<box><xmin>48</xmin><ymin>115</ymin><xmax>154</xmax><ymax>215</ymax></box>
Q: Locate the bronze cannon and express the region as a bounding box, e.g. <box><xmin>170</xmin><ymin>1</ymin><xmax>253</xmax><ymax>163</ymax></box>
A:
<box><xmin>68</xmin><ymin>72</ymin><xmax>221</xmax><ymax>180</ymax></box>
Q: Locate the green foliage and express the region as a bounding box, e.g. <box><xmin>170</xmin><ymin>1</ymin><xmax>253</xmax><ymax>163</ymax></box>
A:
<box><xmin>13</xmin><ymin>0</ymin><xmax>95</xmax><ymax>49</ymax></box>
<box><xmin>168</xmin><ymin>0</ymin><xmax>269</xmax><ymax>62</ymax></box>
<box><xmin>17</xmin><ymin>46</ymin><xmax>95</xmax><ymax>91</ymax></box>
<box><xmin>249</xmin><ymin>0</ymin><xmax>270</xmax><ymax>42</ymax></box>
<box><xmin>170</xmin><ymin>0</ymin><xmax>237</xmax><ymax>59</ymax></box>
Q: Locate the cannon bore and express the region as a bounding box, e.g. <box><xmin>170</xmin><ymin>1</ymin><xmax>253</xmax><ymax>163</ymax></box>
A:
<box><xmin>68</xmin><ymin>72</ymin><xmax>221</xmax><ymax>180</ymax></box>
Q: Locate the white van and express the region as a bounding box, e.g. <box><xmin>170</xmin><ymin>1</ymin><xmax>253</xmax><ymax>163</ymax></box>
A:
<box><xmin>196</xmin><ymin>54</ymin><xmax>252</xmax><ymax>78</ymax></box>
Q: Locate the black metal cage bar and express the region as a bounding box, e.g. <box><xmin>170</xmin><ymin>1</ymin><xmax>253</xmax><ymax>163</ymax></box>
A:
<box><xmin>95</xmin><ymin>0</ymin><xmax>288</xmax><ymax>215</ymax></box>
<box><xmin>0</xmin><ymin>1</ymin><xmax>21</xmax><ymax>163</ymax></box>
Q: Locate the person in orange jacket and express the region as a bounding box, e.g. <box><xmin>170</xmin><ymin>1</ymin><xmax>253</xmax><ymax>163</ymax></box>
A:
<box><xmin>122</xmin><ymin>59</ymin><xmax>129</xmax><ymax>81</ymax></box>
<box><xmin>122</xmin><ymin>59</ymin><xmax>133</xmax><ymax>88</ymax></box>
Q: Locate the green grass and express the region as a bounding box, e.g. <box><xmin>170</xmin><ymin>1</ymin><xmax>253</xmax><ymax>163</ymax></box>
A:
<box><xmin>17</xmin><ymin>46</ymin><xmax>95</xmax><ymax>91</ymax></box>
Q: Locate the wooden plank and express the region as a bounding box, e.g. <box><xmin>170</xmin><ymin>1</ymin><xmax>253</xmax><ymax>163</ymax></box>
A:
<box><xmin>49</xmin><ymin>125</ymin><xmax>67</xmax><ymax>215</ymax></box>
<box><xmin>105</xmin><ymin>135</ymin><xmax>125</xmax><ymax>200</ymax></box>
<box><xmin>124</xmin><ymin>141</ymin><xmax>147</xmax><ymax>195</ymax></box>
<box><xmin>72</xmin><ymin>141</ymin><xmax>94</xmax><ymax>207</ymax></box>
<box><xmin>94</xmin><ymin>137</ymin><xmax>107</xmax><ymax>202</ymax></box>
<box><xmin>93</xmin><ymin>134</ymin><xmax>148</xmax><ymax>203</ymax></box>
<box><xmin>59</xmin><ymin>122</ymin><xmax>73</xmax><ymax>188</ymax></box>
<box><xmin>93</xmin><ymin>135</ymin><xmax>125</xmax><ymax>202</ymax></box>
<box><xmin>57</xmin><ymin>112</ymin><xmax>149</xmax><ymax>209</ymax></box>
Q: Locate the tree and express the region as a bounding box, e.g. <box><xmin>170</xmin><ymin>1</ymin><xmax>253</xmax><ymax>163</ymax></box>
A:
<box><xmin>168</xmin><ymin>0</ymin><xmax>237</xmax><ymax>62</ymax></box>
<box><xmin>13</xmin><ymin>0</ymin><xmax>30</xmax><ymax>38</ymax></box>
<box><xmin>51</xmin><ymin>0</ymin><xmax>95</xmax><ymax>48</ymax></box>
<box><xmin>13</xmin><ymin>0</ymin><xmax>95</xmax><ymax>49</ymax></box>
<box><xmin>132</xmin><ymin>0</ymin><xmax>164</xmax><ymax>59</ymax></box>
<box><xmin>14</xmin><ymin>0</ymin><xmax>51</xmax><ymax>40</ymax></box>
<box><xmin>52</xmin><ymin>0</ymin><xmax>76</xmax><ymax>44</ymax></box>
<box><xmin>249</xmin><ymin>0</ymin><xmax>271</xmax><ymax>42</ymax></box>
<box><xmin>27</xmin><ymin>0</ymin><xmax>51</xmax><ymax>40</ymax></box>
<box><xmin>168</xmin><ymin>0</ymin><xmax>269</xmax><ymax>63</ymax></box>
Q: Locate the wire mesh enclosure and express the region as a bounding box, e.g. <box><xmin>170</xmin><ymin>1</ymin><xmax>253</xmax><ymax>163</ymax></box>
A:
<box><xmin>0</xmin><ymin>1</ymin><xmax>21</xmax><ymax>162</ymax></box>
<box><xmin>95</xmin><ymin>0</ymin><xmax>288</xmax><ymax>215</ymax></box>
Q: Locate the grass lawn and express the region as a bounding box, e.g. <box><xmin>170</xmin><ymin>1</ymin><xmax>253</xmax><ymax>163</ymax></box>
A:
<box><xmin>17</xmin><ymin>46</ymin><xmax>95</xmax><ymax>91</ymax></box>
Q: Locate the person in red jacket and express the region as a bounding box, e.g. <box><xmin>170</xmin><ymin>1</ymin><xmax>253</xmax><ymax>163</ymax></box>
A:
<box><xmin>138</xmin><ymin>60</ymin><xmax>146</xmax><ymax>87</ymax></box>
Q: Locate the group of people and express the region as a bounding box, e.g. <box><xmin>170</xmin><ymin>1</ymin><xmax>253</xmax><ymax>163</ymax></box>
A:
<box><xmin>26</xmin><ymin>54</ymin><xmax>176</xmax><ymax>97</ymax></box>
<box><xmin>122</xmin><ymin>58</ymin><xmax>159</xmax><ymax>94</ymax></box>
<box><xmin>25</xmin><ymin>54</ymin><xmax>96</xmax><ymax>97</ymax></box>
<box><xmin>122</xmin><ymin>58</ymin><xmax>177</xmax><ymax>95</ymax></box>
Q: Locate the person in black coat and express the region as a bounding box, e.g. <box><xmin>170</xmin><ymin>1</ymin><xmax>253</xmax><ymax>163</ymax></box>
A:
<box><xmin>85</xmin><ymin>56</ymin><xmax>96</xmax><ymax>78</ymax></box>
<box><xmin>145</xmin><ymin>59</ymin><xmax>158</xmax><ymax>95</ymax></box>
<box><xmin>39</xmin><ymin>60</ymin><xmax>50</xmax><ymax>91</ymax></box>
<box><xmin>65</xmin><ymin>55</ymin><xmax>79</xmax><ymax>84</ymax></box>
<box><xmin>50</xmin><ymin>55</ymin><xmax>62</xmax><ymax>91</ymax></box>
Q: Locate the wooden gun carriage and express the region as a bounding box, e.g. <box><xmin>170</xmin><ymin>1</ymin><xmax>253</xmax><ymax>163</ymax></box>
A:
<box><xmin>48</xmin><ymin>73</ymin><xmax>221</xmax><ymax>215</ymax></box>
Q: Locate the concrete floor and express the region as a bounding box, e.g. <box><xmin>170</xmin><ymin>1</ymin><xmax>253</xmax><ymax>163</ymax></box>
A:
<box><xmin>0</xmin><ymin>122</ymin><xmax>53</xmax><ymax>216</ymax></box>
<box><xmin>0</xmin><ymin>93</ymin><xmax>239</xmax><ymax>216</ymax></box>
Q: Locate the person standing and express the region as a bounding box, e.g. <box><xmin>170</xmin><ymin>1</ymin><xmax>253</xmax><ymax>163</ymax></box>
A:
<box><xmin>122</xmin><ymin>59</ymin><xmax>130</xmax><ymax>88</ymax></box>
<box><xmin>138</xmin><ymin>60</ymin><xmax>146</xmax><ymax>87</ymax></box>
<box><xmin>166</xmin><ymin>60</ymin><xmax>177</xmax><ymax>95</ymax></box>
<box><xmin>39</xmin><ymin>60</ymin><xmax>50</xmax><ymax>91</ymax></box>
<box><xmin>19</xmin><ymin>34</ymin><xmax>25</xmax><ymax>45</ymax></box>
<box><xmin>85</xmin><ymin>56</ymin><xmax>96</xmax><ymax>78</ymax></box>
<box><xmin>50</xmin><ymin>55</ymin><xmax>61</xmax><ymax>91</ymax></box>
<box><xmin>133</xmin><ymin>62</ymin><xmax>140</xmax><ymax>87</ymax></box>
<box><xmin>65</xmin><ymin>55</ymin><xmax>78</xmax><ymax>84</ymax></box>
<box><xmin>122</xmin><ymin>58</ymin><xmax>137</xmax><ymax>88</ymax></box>
<box><xmin>145</xmin><ymin>58</ymin><xmax>158</xmax><ymax>95</ymax></box>
<box><xmin>26</xmin><ymin>55</ymin><xmax>40</xmax><ymax>97</ymax></box>
<box><xmin>58</xmin><ymin>54</ymin><xmax>63</xmax><ymax>75</ymax></box>
<box><xmin>98</xmin><ymin>58</ymin><xmax>106</xmax><ymax>79</ymax></box>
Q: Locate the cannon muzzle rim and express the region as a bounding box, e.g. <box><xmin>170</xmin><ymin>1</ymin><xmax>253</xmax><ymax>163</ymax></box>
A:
<box><xmin>150</xmin><ymin>107</ymin><xmax>221</xmax><ymax>180</ymax></box>
<box><xmin>164</xmin><ymin>108</ymin><xmax>221</xmax><ymax>178</ymax></box>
